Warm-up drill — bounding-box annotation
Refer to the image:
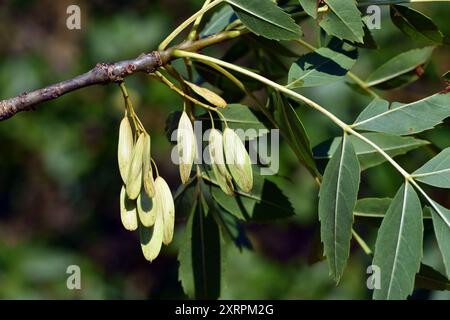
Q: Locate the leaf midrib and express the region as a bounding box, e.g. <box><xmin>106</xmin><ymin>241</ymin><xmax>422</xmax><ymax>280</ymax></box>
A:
<box><xmin>333</xmin><ymin>134</ymin><xmax>348</xmax><ymax>278</ymax></box>
<box><xmin>353</xmin><ymin>93</ymin><xmax>442</xmax><ymax>128</ymax></box>
<box><xmin>386</xmin><ymin>183</ymin><xmax>409</xmax><ymax>299</ymax></box>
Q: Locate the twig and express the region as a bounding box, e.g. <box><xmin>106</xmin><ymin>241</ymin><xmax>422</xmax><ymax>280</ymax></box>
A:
<box><xmin>0</xmin><ymin>30</ymin><xmax>242</xmax><ymax>121</ymax></box>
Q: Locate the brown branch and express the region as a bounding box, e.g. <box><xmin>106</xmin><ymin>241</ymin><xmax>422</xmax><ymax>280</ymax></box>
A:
<box><xmin>0</xmin><ymin>31</ymin><xmax>241</xmax><ymax>121</ymax></box>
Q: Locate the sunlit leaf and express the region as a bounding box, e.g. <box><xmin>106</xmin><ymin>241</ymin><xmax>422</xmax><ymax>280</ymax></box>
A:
<box><xmin>413</xmin><ymin>147</ymin><xmax>450</xmax><ymax>188</ymax></box>
<box><xmin>372</xmin><ymin>183</ymin><xmax>423</xmax><ymax>300</ymax></box>
<box><xmin>319</xmin><ymin>0</ymin><xmax>364</xmax><ymax>43</ymax></box>
<box><xmin>287</xmin><ymin>38</ymin><xmax>357</xmax><ymax>88</ymax></box>
<box><xmin>365</xmin><ymin>47</ymin><xmax>434</xmax><ymax>89</ymax></box>
<box><xmin>226</xmin><ymin>0</ymin><xmax>301</xmax><ymax>40</ymax></box>
<box><xmin>314</xmin><ymin>133</ymin><xmax>429</xmax><ymax>170</ymax></box>
<box><xmin>353</xmin><ymin>92</ymin><xmax>450</xmax><ymax>135</ymax></box>
<box><xmin>319</xmin><ymin>134</ymin><xmax>360</xmax><ymax>283</ymax></box>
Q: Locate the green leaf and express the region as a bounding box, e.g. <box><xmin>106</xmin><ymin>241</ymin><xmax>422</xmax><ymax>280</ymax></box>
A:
<box><xmin>249</xmin><ymin>35</ymin><xmax>300</xmax><ymax>58</ymax></box>
<box><xmin>272</xmin><ymin>93</ymin><xmax>319</xmax><ymax>177</ymax></box>
<box><xmin>354</xmin><ymin>198</ymin><xmax>393</xmax><ymax>219</ymax></box>
<box><xmin>443</xmin><ymin>71</ymin><xmax>450</xmax><ymax>82</ymax></box>
<box><xmin>200</xmin><ymin>5</ymin><xmax>236</xmax><ymax>38</ymax></box>
<box><xmin>415</xmin><ymin>264</ymin><xmax>450</xmax><ymax>291</ymax></box>
<box><xmin>314</xmin><ymin>133</ymin><xmax>429</xmax><ymax>170</ymax></box>
<box><xmin>178</xmin><ymin>194</ymin><xmax>223</xmax><ymax>299</ymax></box>
<box><xmin>220</xmin><ymin>104</ymin><xmax>268</xmax><ymax>140</ymax></box>
<box><xmin>412</xmin><ymin>147</ymin><xmax>450</xmax><ymax>188</ymax></box>
<box><xmin>174</xmin><ymin>179</ymin><xmax>197</xmax><ymax>217</ymax></box>
<box><xmin>287</xmin><ymin>38</ymin><xmax>358</xmax><ymax>88</ymax></box>
<box><xmin>390</xmin><ymin>5</ymin><xmax>444</xmax><ymax>45</ymax></box>
<box><xmin>319</xmin><ymin>0</ymin><xmax>364</xmax><ymax>43</ymax></box>
<box><xmin>209</xmin><ymin>172</ymin><xmax>296</xmax><ymax>221</ymax></box>
<box><xmin>354</xmin><ymin>20</ymin><xmax>378</xmax><ymax>50</ymax></box>
<box><xmin>365</xmin><ymin>47</ymin><xmax>434</xmax><ymax>89</ymax></box>
<box><xmin>299</xmin><ymin>0</ymin><xmax>318</xmax><ymax>19</ymax></box>
<box><xmin>353</xmin><ymin>92</ymin><xmax>450</xmax><ymax>135</ymax></box>
<box><xmin>201</xmin><ymin>181</ymin><xmax>251</xmax><ymax>250</ymax></box>
<box><xmin>354</xmin><ymin>198</ymin><xmax>432</xmax><ymax>228</ymax></box>
<box><xmin>318</xmin><ymin>134</ymin><xmax>360</xmax><ymax>283</ymax></box>
<box><xmin>429</xmin><ymin>202</ymin><xmax>450</xmax><ymax>279</ymax></box>
<box><xmin>372</xmin><ymin>183</ymin><xmax>423</xmax><ymax>300</ymax></box>
<box><xmin>226</xmin><ymin>0</ymin><xmax>301</xmax><ymax>40</ymax></box>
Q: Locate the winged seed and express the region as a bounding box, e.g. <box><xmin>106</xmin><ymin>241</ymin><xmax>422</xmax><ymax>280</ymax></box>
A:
<box><xmin>223</xmin><ymin>128</ymin><xmax>253</xmax><ymax>192</ymax></box>
<box><xmin>118</xmin><ymin>116</ymin><xmax>133</xmax><ymax>184</ymax></box>
<box><xmin>177</xmin><ymin>112</ymin><xmax>196</xmax><ymax>184</ymax></box>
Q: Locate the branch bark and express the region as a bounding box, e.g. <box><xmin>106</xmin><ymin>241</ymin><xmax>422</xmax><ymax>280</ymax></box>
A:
<box><xmin>0</xmin><ymin>31</ymin><xmax>240</xmax><ymax>121</ymax></box>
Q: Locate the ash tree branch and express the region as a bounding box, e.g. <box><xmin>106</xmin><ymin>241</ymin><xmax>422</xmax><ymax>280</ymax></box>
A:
<box><xmin>0</xmin><ymin>52</ymin><xmax>165</xmax><ymax>121</ymax></box>
<box><xmin>0</xmin><ymin>31</ymin><xmax>240</xmax><ymax>121</ymax></box>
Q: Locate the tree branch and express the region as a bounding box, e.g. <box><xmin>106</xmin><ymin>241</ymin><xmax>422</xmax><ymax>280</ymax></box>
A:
<box><xmin>0</xmin><ymin>30</ymin><xmax>242</xmax><ymax>121</ymax></box>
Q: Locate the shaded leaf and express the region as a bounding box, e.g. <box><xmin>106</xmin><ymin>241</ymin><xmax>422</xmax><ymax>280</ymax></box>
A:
<box><xmin>201</xmin><ymin>181</ymin><xmax>251</xmax><ymax>250</ymax></box>
<box><xmin>287</xmin><ymin>38</ymin><xmax>358</xmax><ymax>88</ymax></box>
<box><xmin>174</xmin><ymin>178</ymin><xmax>197</xmax><ymax>218</ymax></box>
<box><xmin>273</xmin><ymin>93</ymin><xmax>319</xmax><ymax>177</ymax></box>
<box><xmin>415</xmin><ymin>264</ymin><xmax>450</xmax><ymax>291</ymax></box>
<box><xmin>443</xmin><ymin>71</ymin><xmax>450</xmax><ymax>82</ymax></box>
<box><xmin>249</xmin><ymin>35</ymin><xmax>300</xmax><ymax>58</ymax></box>
<box><xmin>308</xmin><ymin>226</ymin><xmax>325</xmax><ymax>265</ymax></box>
<box><xmin>226</xmin><ymin>0</ymin><xmax>301</xmax><ymax>40</ymax></box>
<box><xmin>299</xmin><ymin>0</ymin><xmax>318</xmax><ymax>19</ymax></box>
<box><xmin>365</xmin><ymin>47</ymin><xmax>434</xmax><ymax>89</ymax></box>
<box><xmin>319</xmin><ymin>0</ymin><xmax>364</xmax><ymax>43</ymax></box>
<box><xmin>372</xmin><ymin>183</ymin><xmax>423</xmax><ymax>300</ymax></box>
<box><xmin>353</xmin><ymin>92</ymin><xmax>450</xmax><ymax>135</ymax></box>
<box><xmin>319</xmin><ymin>134</ymin><xmax>360</xmax><ymax>283</ymax></box>
<box><xmin>165</xmin><ymin>111</ymin><xmax>182</xmax><ymax>145</ymax></box>
<box><xmin>355</xmin><ymin>198</ymin><xmax>432</xmax><ymax>227</ymax></box>
<box><xmin>219</xmin><ymin>104</ymin><xmax>268</xmax><ymax>140</ymax></box>
<box><xmin>354</xmin><ymin>198</ymin><xmax>393</xmax><ymax>219</ymax></box>
<box><xmin>314</xmin><ymin>133</ymin><xmax>429</xmax><ymax>170</ymax></box>
<box><xmin>428</xmin><ymin>202</ymin><xmax>450</xmax><ymax>279</ymax></box>
<box><xmin>353</xmin><ymin>20</ymin><xmax>378</xmax><ymax>49</ymax></box>
<box><xmin>178</xmin><ymin>195</ymin><xmax>222</xmax><ymax>299</ymax></box>
<box><xmin>200</xmin><ymin>5</ymin><xmax>236</xmax><ymax>38</ymax></box>
<box><xmin>209</xmin><ymin>172</ymin><xmax>295</xmax><ymax>221</ymax></box>
<box><xmin>390</xmin><ymin>5</ymin><xmax>443</xmax><ymax>45</ymax></box>
<box><xmin>413</xmin><ymin>147</ymin><xmax>450</xmax><ymax>188</ymax></box>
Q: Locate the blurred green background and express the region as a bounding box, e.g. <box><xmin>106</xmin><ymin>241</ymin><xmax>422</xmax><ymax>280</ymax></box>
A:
<box><xmin>0</xmin><ymin>0</ymin><xmax>449</xmax><ymax>299</ymax></box>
